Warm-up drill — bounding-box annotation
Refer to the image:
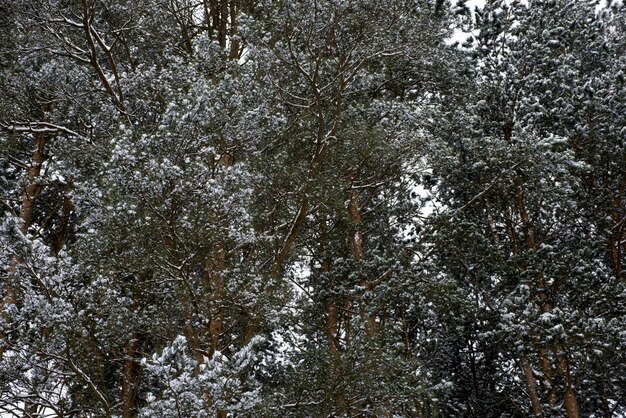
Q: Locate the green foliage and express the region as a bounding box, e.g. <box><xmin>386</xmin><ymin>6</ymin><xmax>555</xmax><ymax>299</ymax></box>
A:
<box><xmin>1</xmin><ymin>0</ymin><xmax>624</xmax><ymax>417</ymax></box>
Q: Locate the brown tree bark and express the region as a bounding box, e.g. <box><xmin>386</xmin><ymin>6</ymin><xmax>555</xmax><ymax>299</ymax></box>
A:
<box><xmin>521</xmin><ymin>356</ymin><xmax>544</xmax><ymax>418</ymax></box>
<box><xmin>318</xmin><ymin>216</ymin><xmax>347</xmax><ymax>414</ymax></box>
<box><xmin>121</xmin><ymin>334</ymin><xmax>144</xmax><ymax>418</ymax></box>
<box><xmin>504</xmin><ymin>213</ymin><xmax>552</xmax><ymax>414</ymax></box>
<box><xmin>23</xmin><ymin>402</ymin><xmax>40</xmax><ymax>418</ymax></box>
<box><xmin>514</xmin><ymin>182</ymin><xmax>580</xmax><ymax>418</ymax></box>
<box><xmin>219</xmin><ymin>0</ymin><xmax>228</xmax><ymax>49</ymax></box>
<box><xmin>81</xmin><ymin>0</ymin><xmax>127</xmax><ymax>118</ymax></box>
<box><xmin>206</xmin><ymin>250</ymin><xmax>226</xmax><ymax>355</ymax></box>
<box><xmin>559</xmin><ymin>353</ymin><xmax>581</xmax><ymax>418</ymax></box>
<box><xmin>608</xmin><ymin>176</ymin><xmax>626</xmax><ymax>279</ymax></box>
<box><xmin>274</xmin><ymin>197</ymin><xmax>309</xmax><ymax>271</ymax></box>
<box><xmin>19</xmin><ymin>132</ymin><xmax>47</xmax><ymax>236</ymax></box>
<box><xmin>347</xmin><ymin>189</ymin><xmax>377</xmax><ymax>338</ymax></box>
<box><xmin>208</xmin><ymin>0</ymin><xmax>220</xmax><ymax>40</ymax></box>
<box><xmin>53</xmin><ymin>194</ymin><xmax>72</xmax><ymax>255</ymax></box>
<box><xmin>1</xmin><ymin>131</ymin><xmax>47</xmax><ymax>360</ymax></box>
<box><xmin>537</xmin><ymin>347</ymin><xmax>558</xmax><ymax>406</ymax></box>
<box><xmin>228</xmin><ymin>0</ymin><xmax>240</xmax><ymax>60</ymax></box>
<box><xmin>319</xmin><ymin>217</ymin><xmax>340</xmax><ymax>353</ymax></box>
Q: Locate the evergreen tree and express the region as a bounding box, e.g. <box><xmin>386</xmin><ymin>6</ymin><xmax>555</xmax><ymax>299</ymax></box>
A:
<box><xmin>1</xmin><ymin>0</ymin><xmax>624</xmax><ymax>416</ymax></box>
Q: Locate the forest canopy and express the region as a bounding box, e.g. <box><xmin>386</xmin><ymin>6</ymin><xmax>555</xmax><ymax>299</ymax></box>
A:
<box><xmin>1</xmin><ymin>0</ymin><xmax>625</xmax><ymax>417</ymax></box>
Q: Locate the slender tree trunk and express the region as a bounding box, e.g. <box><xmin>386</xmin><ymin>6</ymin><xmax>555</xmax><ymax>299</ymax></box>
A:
<box><xmin>53</xmin><ymin>194</ymin><xmax>72</xmax><ymax>255</ymax></box>
<box><xmin>515</xmin><ymin>183</ymin><xmax>580</xmax><ymax>418</ymax></box>
<box><xmin>320</xmin><ymin>217</ymin><xmax>340</xmax><ymax>353</ymax></box>
<box><xmin>347</xmin><ymin>190</ymin><xmax>363</xmax><ymax>262</ymax></box>
<box><xmin>326</xmin><ymin>301</ymin><xmax>340</xmax><ymax>352</ymax></box>
<box><xmin>348</xmin><ymin>189</ymin><xmax>377</xmax><ymax>337</ymax></box>
<box><xmin>505</xmin><ymin>214</ymin><xmax>551</xmax><ymax>414</ymax></box>
<box><xmin>81</xmin><ymin>0</ymin><xmax>127</xmax><ymax>117</ymax></box>
<box><xmin>274</xmin><ymin>197</ymin><xmax>309</xmax><ymax>271</ymax></box>
<box><xmin>319</xmin><ymin>217</ymin><xmax>345</xmax><ymax>414</ymax></box>
<box><xmin>206</xmin><ymin>250</ymin><xmax>226</xmax><ymax>355</ymax></box>
<box><xmin>19</xmin><ymin>135</ymin><xmax>48</xmax><ymax>417</ymax></box>
<box><xmin>608</xmin><ymin>176</ymin><xmax>626</xmax><ymax>279</ymax></box>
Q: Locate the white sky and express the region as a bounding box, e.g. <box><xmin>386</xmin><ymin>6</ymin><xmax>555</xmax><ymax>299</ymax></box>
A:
<box><xmin>467</xmin><ymin>0</ymin><xmax>486</xmax><ymax>8</ymax></box>
<box><xmin>447</xmin><ymin>0</ymin><xmax>486</xmax><ymax>45</ymax></box>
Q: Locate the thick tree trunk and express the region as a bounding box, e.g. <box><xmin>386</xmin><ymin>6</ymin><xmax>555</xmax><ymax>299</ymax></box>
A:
<box><xmin>537</xmin><ymin>347</ymin><xmax>558</xmax><ymax>406</ymax></box>
<box><xmin>209</xmin><ymin>0</ymin><xmax>220</xmax><ymax>40</ymax></box>
<box><xmin>19</xmin><ymin>132</ymin><xmax>47</xmax><ymax>235</ymax></box>
<box><xmin>521</xmin><ymin>356</ymin><xmax>544</xmax><ymax>417</ymax></box>
<box><xmin>228</xmin><ymin>0</ymin><xmax>240</xmax><ymax>60</ymax></box>
<box><xmin>1</xmin><ymin>131</ymin><xmax>47</xmax><ymax>360</ymax></box>
<box><xmin>558</xmin><ymin>353</ymin><xmax>581</xmax><ymax>418</ymax></box>
<box><xmin>121</xmin><ymin>334</ymin><xmax>143</xmax><ymax>418</ymax></box>
<box><xmin>219</xmin><ymin>0</ymin><xmax>228</xmax><ymax>49</ymax></box>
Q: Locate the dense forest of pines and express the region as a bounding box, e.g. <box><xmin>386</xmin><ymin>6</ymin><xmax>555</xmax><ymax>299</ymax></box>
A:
<box><xmin>1</xmin><ymin>0</ymin><xmax>625</xmax><ymax>416</ymax></box>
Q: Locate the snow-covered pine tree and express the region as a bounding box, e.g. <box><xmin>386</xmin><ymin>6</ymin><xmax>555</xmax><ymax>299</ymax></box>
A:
<box><xmin>423</xmin><ymin>0</ymin><xmax>626</xmax><ymax>416</ymax></box>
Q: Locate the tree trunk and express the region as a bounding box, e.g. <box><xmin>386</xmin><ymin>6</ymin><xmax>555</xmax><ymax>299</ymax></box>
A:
<box><xmin>121</xmin><ymin>334</ymin><xmax>144</xmax><ymax>418</ymax></box>
<box><xmin>1</xmin><ymin>131</ymin><xmax>47</xmax><ymax>360</ymax></box>
<box><xmin>53</xmin><ymin>194</ymin><xmax>72</xmax><ymax>255</ymax></box>
<box><xmin>206</xmin><ymin>250</ymin><xmax>226</xmax><ymax>355</ymax></box>
<box><xmin>608</xmin><ymin>176</ymin><xmax>626</xmax><ymax>279</ymax></box>
<box><xmin>228</xmin><ymin>0</ymin><xmax>240</xmax><ymax>60</ymax></box>
<box><xmin>558</xmin><ymin>352</ymin><xmax>581</xmax><ymax>418</ymax></box>
<box><xmin>537</xmin><ymin>347</ymin><xmax>557</xmax><ymax>406</ymax></box>
<box><xmin>19</xmin><ymin>132</ymin><xmax>47</xmax><ymax>235</ymax></box>
<box><xmin>219</xmin><ymin>0</ymin><xmax>228</xmax><ymax>49</ymax></box>
<box><xmin>319</xmin><ymin>216</ymin><xmax>340</xmax><ymax>353</ymax></box>
<box><xmin>347</xmin><ymin>189</ymin><xmax>377</xmax><ymax>337</ymax></box>
<box><xmin>23</xmin><ymin>402</ymin><xmax>40</xmax><ymax>418</ymax></box>
<box><xmin>521</xmin><ymin>356</ymin><xmax>544</xmax><ymax>417</ymax></box>
<box><xmin>515</xmin><ymin>183</ymin><xmax>580</xmax><ymax>418</ymax></box>
<box><xmin>326</xmin><ymin>303</ymin><xmax>340</xmax><ymax>353</ymax></box>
